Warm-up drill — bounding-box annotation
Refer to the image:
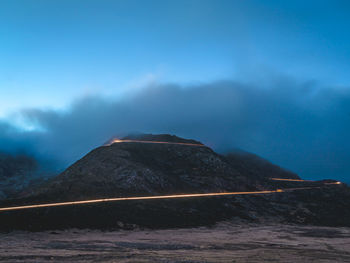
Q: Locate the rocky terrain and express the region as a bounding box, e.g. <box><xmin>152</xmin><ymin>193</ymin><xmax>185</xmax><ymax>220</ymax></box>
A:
<box><xmin>1</xmin><ymin>223</ymin><xmax>350</xmax><ymax>262</ymax></box>
<box><xmin>0</xmin><ymin>134</ymin><xmax>349</xmax><ymax>231</ymax></box>
<box><xmin>0</xmin><ymin>152</ymin><xmax>50</xmax><ymax>200</ymax></box>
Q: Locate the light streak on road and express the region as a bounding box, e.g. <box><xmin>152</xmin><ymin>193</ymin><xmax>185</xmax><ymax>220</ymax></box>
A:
<box><xmin>270</xmin><ymin>178</ymin><xmax>312</xmax><ymax>182</ymax></box>
<box><xmin>270</xmin><ymin>178</ymin><xmax>342</xmax><ymax>185</ymax></box>
<box><xmin>0</xmin><ymin>189</ymin><xmax>305</xmax><ymax>212</ymax></box>
<box><xmin>0</xmin><ymin>182</ymin><xmax>342</xmax><ymax>212</ymax></box>
<box><xmin>107</xmin><ymin>139</ymin><xmax>205</xmax><ymax>147</ymax></box>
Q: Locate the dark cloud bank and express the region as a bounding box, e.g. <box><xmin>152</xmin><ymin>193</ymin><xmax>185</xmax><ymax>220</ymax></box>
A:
<box><xmin>1</xmin><ymin>77</ymin><xmax>350</xmax><ymax>182</ymax></box>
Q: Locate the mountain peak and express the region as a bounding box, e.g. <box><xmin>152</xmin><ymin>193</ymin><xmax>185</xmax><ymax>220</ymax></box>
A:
<box><xmin>106</xmin><ymin>133</ymin><xmax>203</xmax><ymax>146</ymax></box>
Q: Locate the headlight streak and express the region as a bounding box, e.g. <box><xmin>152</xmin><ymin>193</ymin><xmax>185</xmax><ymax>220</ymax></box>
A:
<box><xmin>0</xmin><ymin>183</ymin><xmax>341</xmax><ymax>212</ymax></box>
<box><xmin>270</xmin><ymin>178</ymin><xmax>342</xmax><ymax>185</ymax></box>
<box><xmin>270</xmin><ymin>178</ymin><xmax>312</xmax><ymax>182</ymax></box>
<box><xmin>106</xmin><ymin>139</ymin><xmax>205</xmax><ymax>147</ymax></box>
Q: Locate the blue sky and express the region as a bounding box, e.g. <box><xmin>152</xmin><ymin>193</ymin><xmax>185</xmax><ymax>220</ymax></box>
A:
<box><xmin>1</xmin><ymin>0</ymin><xmax>349</xmax><ymax>115</ymax></box>
<box><xmin>1</xmin><ymin>0</ymin><xmax>350</xmax><ymax>181</ymax></box>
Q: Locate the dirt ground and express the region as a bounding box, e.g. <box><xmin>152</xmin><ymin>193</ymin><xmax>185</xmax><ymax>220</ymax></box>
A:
<box><xmin>1</xmin><ymin>223</ymin><xmax>350</xmax><ymax>262</ymax></box>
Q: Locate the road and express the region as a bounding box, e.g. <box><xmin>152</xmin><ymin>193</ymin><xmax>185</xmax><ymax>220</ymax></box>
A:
<box><xmin>0</xmin><ymin>139</ymin><xmax>342</xmax><ymax>212</ymax></box>
<box><xmin>107</xmin><ymin>138</ymin><xmax>205</xmax><ymax>147</ymax></box>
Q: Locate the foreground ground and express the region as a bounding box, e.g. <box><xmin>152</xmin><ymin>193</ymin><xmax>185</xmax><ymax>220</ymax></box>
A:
<box><xmin>1</xmin><ymin>223</ymin><xmax>350</xmax><ymax>262</ymax></box>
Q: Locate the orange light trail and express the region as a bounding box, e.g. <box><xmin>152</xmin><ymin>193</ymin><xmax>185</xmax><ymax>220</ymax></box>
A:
<box><xmin>107</xmin><ymin>139</ymin><xmax>205</xmax><ymax>147</ymax></box>
<box><xmin>0</xmin><ymin>185</ymin><xmax>340</xmax><ymax>212</ymax></box>
<box><xmin>270</xmin><ymin>178</ymin><xmax>342</xmax><ymax>185</ymax></box>
<box><xmin>0</xmin><ymin>189</ymin><xmax>292</xmax><ymax>212</ymax></box>
<box><xmin>270</xmin><ymin>178</ymin><xmax>312</xmax><ymax>182</ymax></box>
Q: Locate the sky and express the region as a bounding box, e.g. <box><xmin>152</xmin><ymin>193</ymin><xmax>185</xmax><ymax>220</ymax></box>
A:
<box><xmin>0</xmin><ymin>0</ymin><xmax>350</xmax><ymax>182</ymax></box>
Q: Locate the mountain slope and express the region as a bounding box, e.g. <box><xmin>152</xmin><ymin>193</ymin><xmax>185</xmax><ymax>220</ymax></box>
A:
<box><xmin>0</xmin><ymin>153</ymin><xmax>47</xmax><ymax>200</ymax></box>
<box><xmin>0</xmin><ymin>134</ymin><xmax>348</xmax><ymax>231</ymax></box>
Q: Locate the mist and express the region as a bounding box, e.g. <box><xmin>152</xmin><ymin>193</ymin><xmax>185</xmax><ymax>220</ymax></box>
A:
<box><xmin>1</xmin><ymin>77</ymin><xmax>349</xmax><ymax>182</ymax></box>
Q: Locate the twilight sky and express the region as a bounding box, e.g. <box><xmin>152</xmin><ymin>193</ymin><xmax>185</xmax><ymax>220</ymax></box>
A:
<box><xmin>0</xmin><ymin>0</ymin><xmax>350</xmax><ymax>182</ymax></box>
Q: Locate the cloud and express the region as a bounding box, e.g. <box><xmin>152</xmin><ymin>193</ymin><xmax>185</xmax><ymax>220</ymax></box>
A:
<box><xmin>1</xmin><ymin>77</ymin><xmax>350</xmax><ymax>182</ymax></box>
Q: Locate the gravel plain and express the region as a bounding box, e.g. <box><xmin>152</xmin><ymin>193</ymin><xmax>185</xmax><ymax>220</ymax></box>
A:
<box><xmin>1</xmin><ymin>223</ymin><xmax>350</xmax><ymax>262</ymax></box>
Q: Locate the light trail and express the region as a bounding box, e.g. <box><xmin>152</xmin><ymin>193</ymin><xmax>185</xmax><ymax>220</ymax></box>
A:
<box><xmin>324</xmin><ymin>181</ymin><xmax>342</xmax><ymax>185</ymax></box>
<box><xmin>0</xmin><ymin>190</ymin><xmax>281</xmax><ymax>212</ymax></box>
<box><xmin>107</xmin><ymin>139</ymin><xmax>205</xmax><ymax>147</ymax></box>
<box><xmin>0</xmin><ymin>186</ymin><xmax>337</xmax><ymax>212</ymax></box>
<box><xmin>270</xmin><ymin>178</ymin><xmax>312</xmax><ymax>182</ymax></box>
<box><xmin>270</xmin><ymin>178</ymin><xmax>342</xmax><ymax>185</ymax></box>
<box><xmin>0</xmin><ymin>178</ymin><xmax>342</xmax><ymax>212</ymax></box>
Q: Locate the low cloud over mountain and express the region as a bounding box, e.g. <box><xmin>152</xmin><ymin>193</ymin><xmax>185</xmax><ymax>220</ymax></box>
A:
<box><xmin>0</xmin><ymin>76</ymin><xmax>349</xmax><ymax>181</ymax></box>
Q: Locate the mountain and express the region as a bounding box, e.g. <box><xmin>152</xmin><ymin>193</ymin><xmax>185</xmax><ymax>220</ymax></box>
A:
<box><xmin>0</xmin><ymin>134</ymin><xmax>349</xmax><ymax>231</ymax></box>
<box><xmin>33</xmin><ymin>134</ymin><xmax>256</xmax><ymax>201</ymax></box>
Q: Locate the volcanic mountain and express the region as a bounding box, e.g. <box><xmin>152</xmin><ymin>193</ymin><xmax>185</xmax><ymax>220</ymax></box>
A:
<box><xmin>0</xmin><ymin>134</ymin><xmax>349</xmax><ymax>231</ymax></box>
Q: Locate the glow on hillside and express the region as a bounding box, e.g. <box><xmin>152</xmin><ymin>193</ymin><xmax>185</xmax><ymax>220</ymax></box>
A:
<box><xmin>0</xmin><ymin>190</ymin><xmax>283</xmax><ymax>212</ymax></box>
<box><xmin>270</xmin><ymin>178</ymin><xmax>312</xmax><ymax>182</ymax></box>
<box><xmin>0</xmin><ymin>183</ymin><xmax>342</xmax><ymax>212</ymax></box>
<box><xmin>106</xmin><ymin>138</ymin><xmax>205</xmax><ymax>147</ymax></box>
<box><xmin>270</xmin><ymin>178</ymin><xmax>342</xmax><ymax>185</ymax></box>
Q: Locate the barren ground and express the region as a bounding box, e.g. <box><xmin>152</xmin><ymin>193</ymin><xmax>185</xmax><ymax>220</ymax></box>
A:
<box><xmin>1</xmin><ymin>223</ymin><xmax>350</xmax><ymax>262</ymax></box>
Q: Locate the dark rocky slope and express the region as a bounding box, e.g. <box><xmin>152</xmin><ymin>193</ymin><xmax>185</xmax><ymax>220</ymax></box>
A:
<box><xmin>0</xmin><ymin>134</ymin><xmax>349</xmax><ymax>231</ymax></box>
<box><xmin>0</xmin><ymin>153</ymin><xmax>49</xmax><ymax>200</ymax></box>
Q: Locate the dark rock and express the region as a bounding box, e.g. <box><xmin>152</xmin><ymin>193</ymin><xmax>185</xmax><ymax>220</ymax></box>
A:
<box><xmin>0</xmin><ymin>153</ymin><xmax>46</xmax><ymax>200</ymax></box>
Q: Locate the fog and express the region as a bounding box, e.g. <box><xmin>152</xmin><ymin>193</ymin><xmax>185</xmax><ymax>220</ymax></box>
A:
<box><xmin>1</xmin><ymin>77</ymin><xmax>349</xmax><ymax>181</ymax></box>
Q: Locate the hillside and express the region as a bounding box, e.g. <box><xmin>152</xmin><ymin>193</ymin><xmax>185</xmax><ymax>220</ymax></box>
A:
<box><xmin>0</xmin><ymin>134</ymin><xmax>349</xmax><ymax>231</ymax></box>
<box><xmin>0</xmin><ymin>153</ymin><xmax>46</xmax><ymax>200</ymax></box>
